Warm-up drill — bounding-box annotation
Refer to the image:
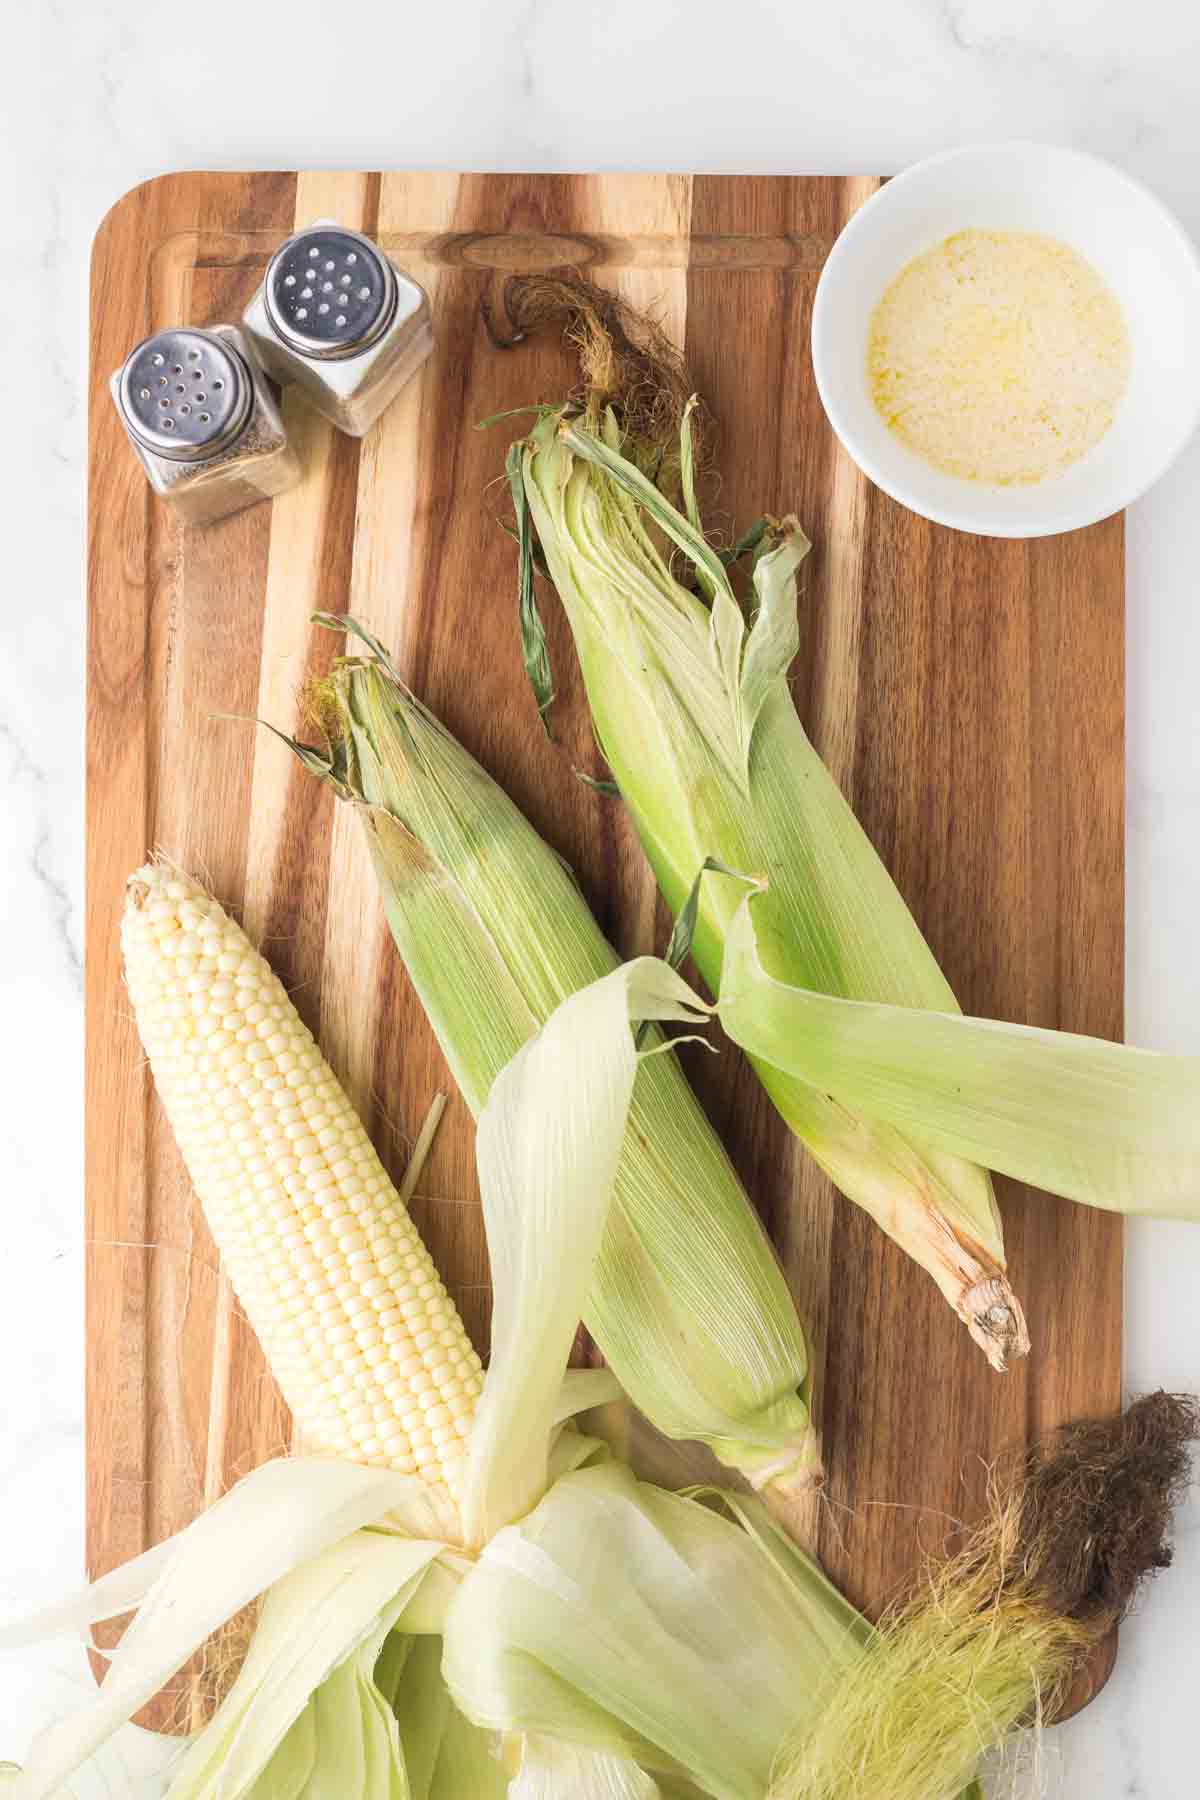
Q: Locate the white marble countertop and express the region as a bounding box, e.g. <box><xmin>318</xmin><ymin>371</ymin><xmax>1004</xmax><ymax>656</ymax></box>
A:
<box><xmin>1</xmin><ymin>2</ymin><xmax>1196</xmax><ymax>1793</ymax></box>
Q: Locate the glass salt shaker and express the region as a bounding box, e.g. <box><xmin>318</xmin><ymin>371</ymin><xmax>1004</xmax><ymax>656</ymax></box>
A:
<box><xmin>111</xmin><ymin>325</ymin><xmax>302</xmax><ymax>527</ymax></box>
<box><xmin>242</xmin><ymin>222</ymin><xmax>433</xmax><ymax>438</ymax></box>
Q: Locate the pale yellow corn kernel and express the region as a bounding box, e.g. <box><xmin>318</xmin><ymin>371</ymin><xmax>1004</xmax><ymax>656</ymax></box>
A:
<box><xmin>122</xmin><ymin>864</ymin><xmax>483</xmax><ymax>1501</ymax></box>
<box><xmin>379</xmin><ymin>1443</ymin><xmax>419</xmax><ymax>1472</ymax></box>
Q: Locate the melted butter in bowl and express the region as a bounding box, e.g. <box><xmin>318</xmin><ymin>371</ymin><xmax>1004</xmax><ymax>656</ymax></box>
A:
<box><xmin>813</xmin><ymin>145</ymin><xmax>1200</xmax><ymax>536</ymax></box>
<box><xmin>868</xmin><ymin>230</ymin><xmax>1131</xmax><ymax>487</ymax></box>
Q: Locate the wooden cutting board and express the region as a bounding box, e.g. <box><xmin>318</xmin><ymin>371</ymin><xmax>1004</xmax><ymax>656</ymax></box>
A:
<box><xmin>87</xmin><ymin>171</ymin><xmax>1124</xmax><ymax>1720</ymax></box>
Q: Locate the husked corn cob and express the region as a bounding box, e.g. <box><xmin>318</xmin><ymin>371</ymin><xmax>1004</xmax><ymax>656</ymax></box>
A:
<box><xmin>121</xmin><ymin>862</ymin><xmax>483</xmax><ymax>1499</ymax></box>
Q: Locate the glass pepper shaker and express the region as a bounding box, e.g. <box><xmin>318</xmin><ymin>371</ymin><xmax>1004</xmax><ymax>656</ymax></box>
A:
<box><xmin>111</xmin><ymin>325</ymin><xmax>302</xmax><ymax>527</ymax></box>
<box><xmin>242</xmin><ymin>221</ymin><xmax>433</xmax><ymax>438</ymax></box>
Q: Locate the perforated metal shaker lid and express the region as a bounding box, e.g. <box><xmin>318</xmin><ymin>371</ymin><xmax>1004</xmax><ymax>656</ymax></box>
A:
<box><xmin>118</xmin><ymin>329</ymin><xmax>253</xmax><ymax>462</ymax></box>
<box><xmin>264</xmin><ymin>226</ymin><xmax>397</xmax><ymax>361</ymax></box>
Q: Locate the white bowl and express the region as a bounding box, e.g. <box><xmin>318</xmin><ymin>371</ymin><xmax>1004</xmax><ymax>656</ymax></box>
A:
<box><xmin>811</xmin><ymin>143</ymin><xmax>1200</xmax><ymax>537</ymax></box>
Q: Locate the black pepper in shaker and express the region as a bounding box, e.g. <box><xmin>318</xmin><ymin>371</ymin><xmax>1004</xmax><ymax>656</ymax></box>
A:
<box><xmin>110</xmin><ymin>325</ymin><xmax>302</xmax><ymax>526</ymax></box>
<box><xmin>242</xmin><ymin>221</ymin><xmax>433</xmax><ymax>437</ymax></box>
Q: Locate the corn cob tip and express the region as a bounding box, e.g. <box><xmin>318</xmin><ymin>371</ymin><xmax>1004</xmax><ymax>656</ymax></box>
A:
<box><xmin>126</xmin><ymin>857</ymin><xmax>183</xmax><ymax>902</ymax></box>
<box><xmin>960</xmin><ymin>1275</ymin><xmax>1030</xmax><ymax>1372</ymax></box>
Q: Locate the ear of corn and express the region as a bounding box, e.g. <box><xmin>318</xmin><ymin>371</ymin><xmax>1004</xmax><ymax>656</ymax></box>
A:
<box><xmin>283</xmin><ymin>637</ymin><xmax>820</xmax><ymax>1499</ymax></box>
<box><xmin>512</xmin><ymin>408</ymin><xmax>1028</xmax><ymax>1370</ymax></box>
<box><xmin>121</xmin><ymin>862</ymin><xmax>484</xmax><ymax>1500</ymax></box>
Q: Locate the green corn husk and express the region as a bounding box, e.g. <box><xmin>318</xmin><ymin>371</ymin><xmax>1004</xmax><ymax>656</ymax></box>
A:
<box><xmin>278</xmin><ymin>624</ymin><xmax>819</xmax><ymax>1500</ymax></box>
<box><xmin>509</xmin><ymin>393</ymin><xmax>1026</xmax><ymax>1369</ymax></box>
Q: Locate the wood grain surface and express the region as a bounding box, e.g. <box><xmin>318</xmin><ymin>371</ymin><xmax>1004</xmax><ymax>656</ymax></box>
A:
<box><xmin>87</xmin><ymin>172</ymin><xmax>1124</xmax><ymax>1724</ymax></box>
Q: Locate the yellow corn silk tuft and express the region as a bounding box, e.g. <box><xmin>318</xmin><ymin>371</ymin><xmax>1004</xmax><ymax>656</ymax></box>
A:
<box><xmin>122</xmin><ymin>862</ymin><xmax>483</xmax><ymax>1497</ymax></box>
<box><xmin>768</xmin><ymin>1393</ymin><xmax>1199</xmax><ymax>1800</ymax></box>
